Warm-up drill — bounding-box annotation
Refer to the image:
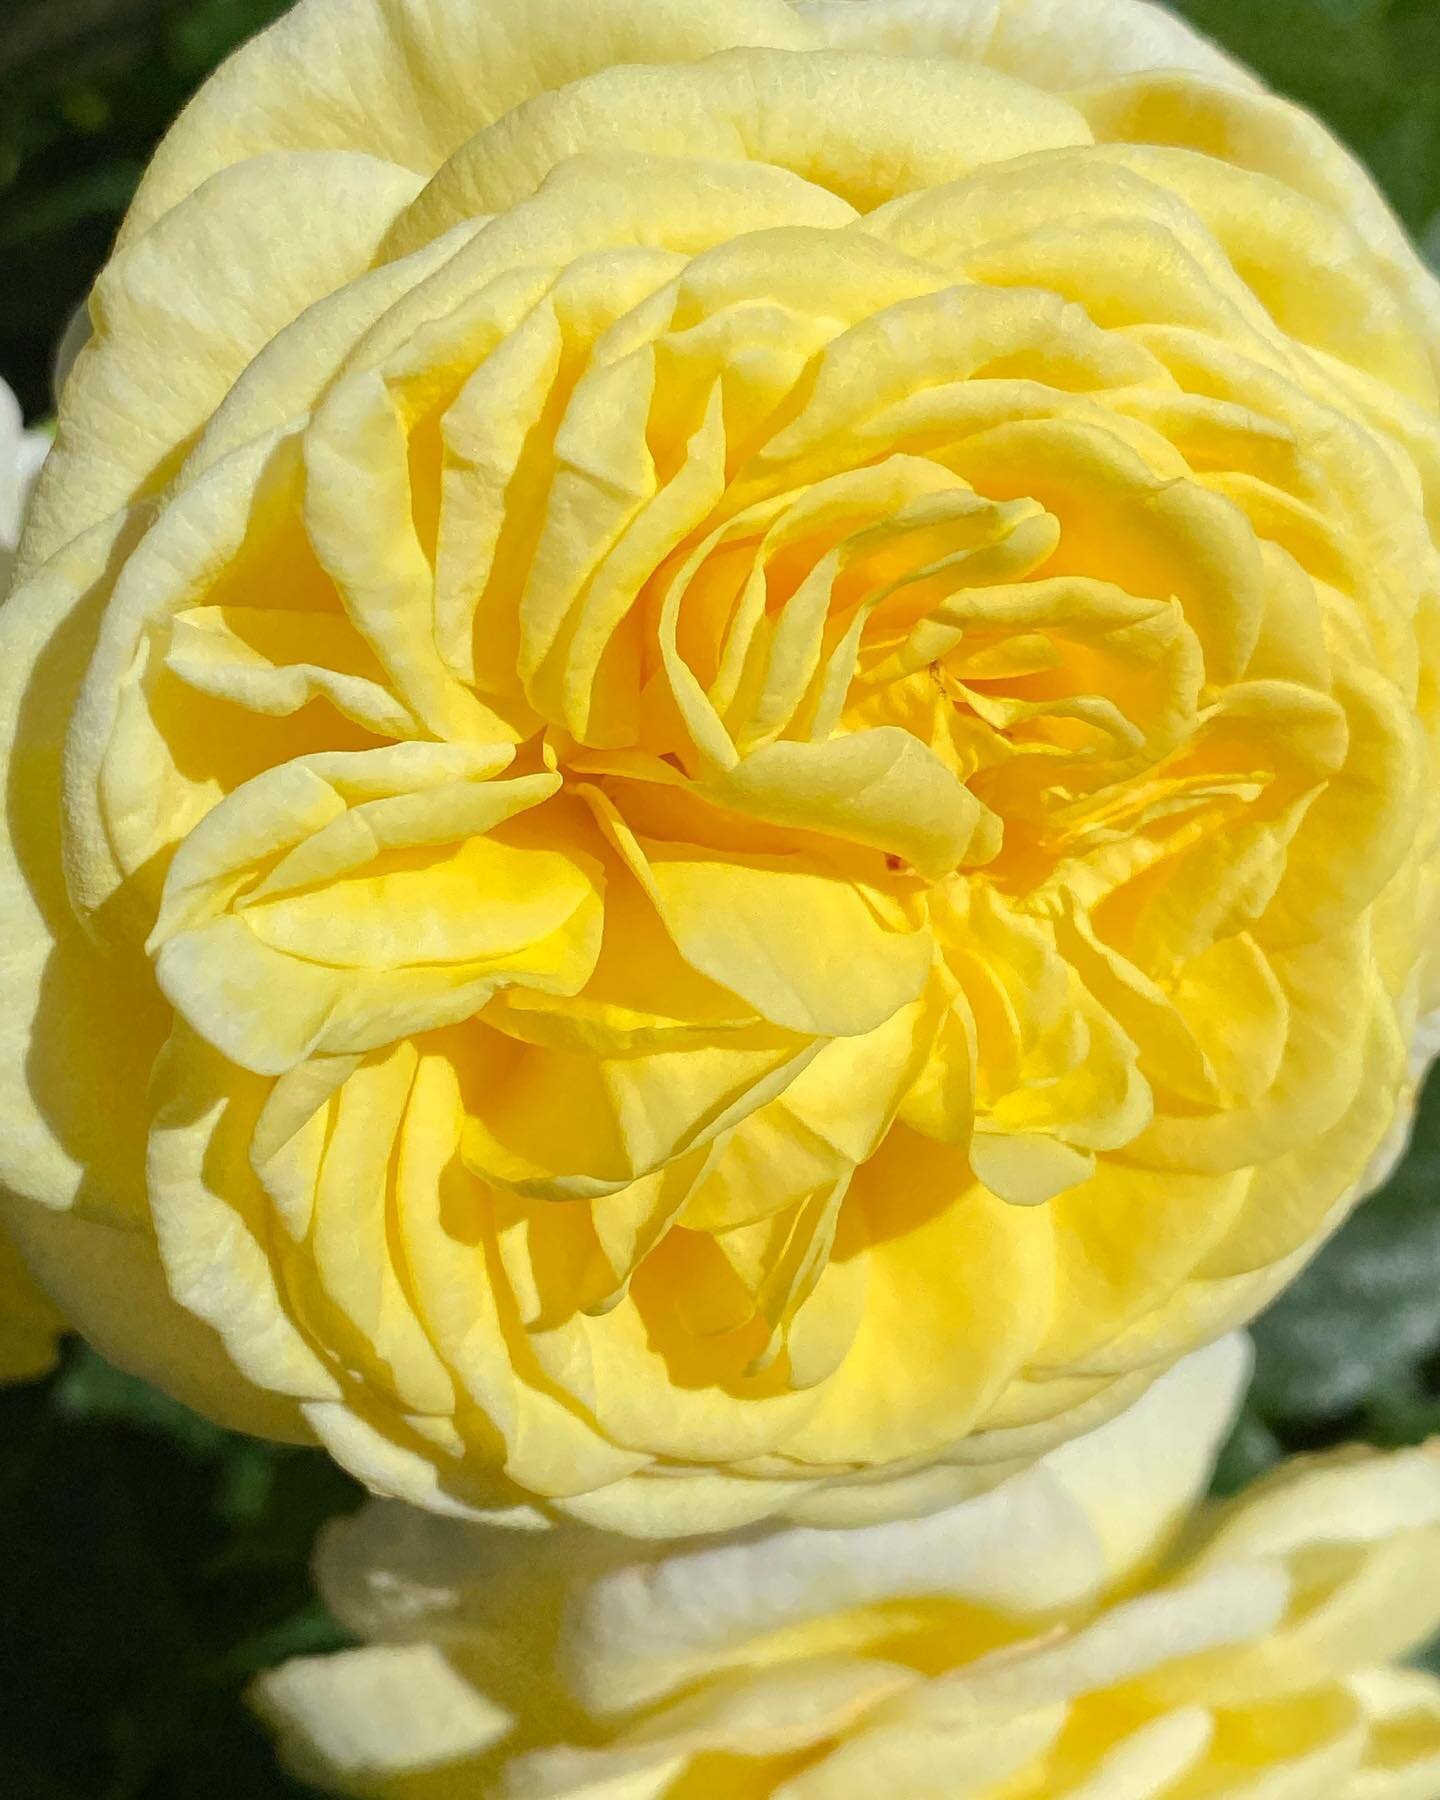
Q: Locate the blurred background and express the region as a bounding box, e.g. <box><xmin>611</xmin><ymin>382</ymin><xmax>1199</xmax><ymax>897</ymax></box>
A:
<box><xmin>2</xmin><ymin>1</ymin><xmax>1440</xmax><ymax>1794</ymax></box>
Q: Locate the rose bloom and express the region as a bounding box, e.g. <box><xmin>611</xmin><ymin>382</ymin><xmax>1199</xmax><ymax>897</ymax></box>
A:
<box><xmin>0</xmin><ymin>377</ymin><xmax>62</xmax><ymax>1383</ymax></box>
<box><xmin>4</xmin><ymin>0</ymin><xmax>1440</xmax><ymax>1531</ymax></box>
<box><xmin>255</xmin><ymin>1339</ymin><xmax>1440</xmax><ymax>1799</ymax></box>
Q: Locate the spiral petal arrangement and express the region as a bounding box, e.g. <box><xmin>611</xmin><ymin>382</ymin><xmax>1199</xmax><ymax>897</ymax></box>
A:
<box><xmin>4</xmin><ymin>0</ymin><xmax>1440</xmax><ymax>1529</ymax></box>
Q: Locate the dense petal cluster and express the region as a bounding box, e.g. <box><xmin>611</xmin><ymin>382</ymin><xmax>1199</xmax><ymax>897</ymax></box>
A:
<box><xmin>255</xmin><ymin>1340</ymin><xmax>1440</xmax><ymax>1798</ymax></box>
<box><xmin>5</xmin><ymin>0</ymin><xmax>1440</xmax><ymax>1529</ymax></box>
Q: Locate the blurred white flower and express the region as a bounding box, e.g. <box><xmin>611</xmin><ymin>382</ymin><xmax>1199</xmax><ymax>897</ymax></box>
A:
<box><xmin>0</xmin><ymin>379</ymin><xmax>50</xmax><ymax>595</ymax></box>
<box><xmin>250</xmin><ymin>1335</ymin><xmax>1440</xmax><ymax>1799</ymax></box>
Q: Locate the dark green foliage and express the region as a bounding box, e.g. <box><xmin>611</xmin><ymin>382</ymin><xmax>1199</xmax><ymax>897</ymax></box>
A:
<box><xmin>0</xmin><ymin>1340</ymin><xmax>361</xmax><ymax>1797</ymax></box>
<box><xmin>0</xmin><ymin>1341</ymin><xmax>361</xmax><ymax>1797</ymax></box>
<box><xmin>0</xmin><ymin>0</ymin><xmax>290</xmax><ymax>419</ymax></box>
<box><xmin>4</xmin><ymin>0</ymin><xmax>1440</xmax><ymax>1791</ymax></box>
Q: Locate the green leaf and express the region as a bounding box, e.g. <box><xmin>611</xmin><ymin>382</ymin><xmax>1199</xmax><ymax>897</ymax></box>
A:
<box><xmin>51</xmin><ymin>1341</ymin><xmax>231</xmax><ymax>1453</ymax></box>
<box><xmin>1413</xmin><ymin>1631</ymin><xmax>1440</xmax><ymax>1680</ymax></box>
<box><xmin>1209</xmin><ymin>1402</ymin><xmax>1284</xmax><ymax>1498</ymax></box>
<box><xmin>0</xmin><ymin>1347</ymin><xmax>355</xmax><ymax>1797</ymax></box>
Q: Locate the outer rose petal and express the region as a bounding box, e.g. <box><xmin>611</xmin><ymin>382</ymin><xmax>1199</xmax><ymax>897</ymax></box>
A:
<box><xmin>0</xmin><ymin>386</ymin><xmax>83</xmax><ymax>1384</ymax></box>
<box><xmin>19</xmin><ymin>155</ymin><xmax>426</xmax><ymax>580</ymax></box>
<box><xmin>800</xmin><ymin>0</ymin><xmax>1258</xmax><ymax>90</ymax></box>
<box><xmin>1</xmin><ymin>1191</ymin><xmax>309</xmax><ymax>1438</ymax></box>
<box><xmin>255</xmin><ymin>1644</ymin><xmax>511</xmax><ymax>1795</ymax></box>
<box><xmin>251</xmin><ymin>1343</ymin><xmax>1440</xmax><ymax>1800</ymax></box>
<box><xmin>118</xmin><ymin>0</ymin><xmax>815</xmax><ymax>241</ymax></box>
<box><xmin>0</xmin><ymin>1210</ymin><xmax>62</xmax><ymax>1382</ymax></box>
<box><xmin>5</xmin><ymin>0</ymin><xmax>1440</xmax><ymax>1533</ymax></box>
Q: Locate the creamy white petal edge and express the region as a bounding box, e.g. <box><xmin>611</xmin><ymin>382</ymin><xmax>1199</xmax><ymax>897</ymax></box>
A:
<box><xmin>254</xmin><ymin>1336</ymin><xmax>1440</xmax><ymax>1799</ymax></box>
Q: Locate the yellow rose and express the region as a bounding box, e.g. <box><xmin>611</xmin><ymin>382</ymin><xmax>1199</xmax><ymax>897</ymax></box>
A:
<box><xmin>0</xmin><ymin>379</ymin><xmax>62</xmax><ymax>1383</ymax></box>
<box><xmin>4</xmin><ymin>0</ymin><xmax>1440</xmax><ymax>1530</ymax></box>
<box><xmin>254</xmin><ymin>1339</ymin><xmax>1440</xmax><ymax>1798</ymax></box>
